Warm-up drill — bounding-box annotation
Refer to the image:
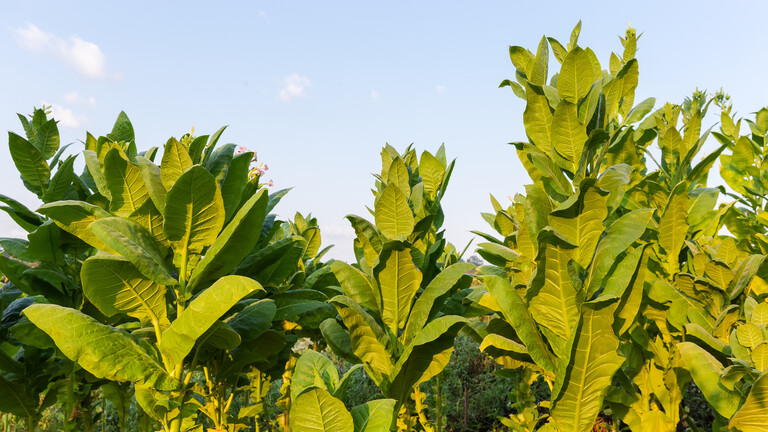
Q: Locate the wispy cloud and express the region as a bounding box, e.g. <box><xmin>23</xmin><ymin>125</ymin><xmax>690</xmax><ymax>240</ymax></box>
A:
<box><xmin>42</xmin><ymin>101</ymin><xmax>88</xmax><ymax>129</ymax></box>
<box><xmin>435</xmin><ymin>85</ymin><xmax>446</xmax><ymax>93</ymax></box>
<box><xmin>257</xmin><ymin>10</ymin><xmax>267</xmax><ymax>18</ymax></box>
<box><xmin>371</xmin><ymin>89</ymin><xmax>380</xmax><ymax>100</ymax></box>
<box><xmin>278</xmin><ymin>74</ymin><xmax>311</xmax><ymax>102</ymax></box>
<box><xmin>14</xmin><ymin>23</ymin><xmax>122</xmax><ymax>81</ymax></box>
<box><xmin>63</xmin><ymin>92</ymin><xmax>96</xmax><ymax>107</ymax></box>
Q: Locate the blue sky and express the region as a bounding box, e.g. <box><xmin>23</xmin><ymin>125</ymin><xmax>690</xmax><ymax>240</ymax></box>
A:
<box><xmin>1</xmin><ymin>1</ymin><xmax>767</xmax><ymax>261</ymax></box>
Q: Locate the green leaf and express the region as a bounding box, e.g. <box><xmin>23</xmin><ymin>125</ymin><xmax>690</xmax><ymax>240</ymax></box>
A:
<box><xmin>523</xmin><ymin>84</ymin><xmax>554</xmax><ymax>156</ymax></box>
<box><xmin>551</xmin><ymin>102</ymin><xmax>588</xmax><ymax>170</ymax></box>
<box><xmin>730</xmin><ymin>371</ymin><xmax>768</xmax><ymax>431</ymax></box>
<box><xmin>420</xmin><ymin>151</ymin><xmax>445</xmax><ymax>197</ymax></box>
<box><xmin>376</xmin><ymin>247</ymin><xmax>422</xmax><ymax>334</ymax></box>
<box><xmin>528</xmin><ymin>230</ymin><xmax>580</xmax><ymax>360</ymax></box>
<box><xmin>658</xmin><ymin>183</ymin><xmax>689</xmax><ymax>273</ymax></box>
<box><xmin>374</xmin><ymin>184</ymin><xmax>414</xmax><ymax>240</ymax></box>
<box><xmin>484</xmin><ymin>275</ymin><xmax>556</xmax><ymax>372</ymax></box>
<box><xmin>89</xmin><ymin>217</ymin><xmax>175</xmax><ymax>285</ymax></box>
<box><xmin>550</xmin><ymin>300</ymin><xmax>622</xmax><ymax>432</ymax></box>
<box><xmin>351</xmin><ymin>399</ymin><xmax>396</xmax><ymax>432</ymax></box>
<box><xmin>291</xmin><ymin>387</ymin><xmax>354</xmax><ymax>432</ymax></box>
<box><xmin>329</xmin><ymin>296</ymin><xmax>393</xmax><ymax>385</ymax></box>
<box><xmin>34</xmin><ymin>118</ymin><xmax>60</xmax><ymax>159</ymax></box>
<box><xmin>160</xmin><ymin>276</ymin><xmax>263</xmax><ymax>366</ymax></box>
<box><xmin>37</xmin><ymin>201</ymin><xmax>115</xmax><ymax>252</ymax></box>
<box><xmin>625</xmin><ymin>98</ymin><xmax>656</xmax><ymax>125</ymax></box>
<box><xmin>235</xmin><ymin>236</ymin><xmax>305</xmax><ymax>284</ymax></box>
<box><xmin>227</xmin><ymin>299</ymin><xmax>276</xmax><ymax>342</ymax></box>
<box><xmin>81</xmin><ymin>255</ymin><xmax>168</xmax><ymax>324</ymax></box>
<box><xmin>527</xmin><ymin>36</ymin><xmax>548</xmax><ymax>86</ymax></box>
<box><xmin>679</xmin><ymin>342</ymin><xmax>741</xmax><ymax>418</ymax></box>
<box><xmin>402</xmin><ymin>263</ymin><xmax>474</xmax><ymax>345</ymax></box>
<box><xmin>330</xmin><ymin>260</ymin><xmax>379</xmax><ymax>313</ymax></box>
<box><xmin>558</xmin><ymin>47</ymin><xmax>596</xmax><ymax>104</ymax></box>
<box><xmin>738</xmin><ymin>323</ymin><xmax>764</xmax><ymax>349</ymax></box>
<box><xmin>136</xmin><ymin>156</ymin><xmax>166</xmax><ymax>216</ymax></box>
<box><xmin>0</xmin><ymin>375</ymin><xmax>39</xmax><ymax>419</ymax></box>
<box><xmin>320</xmin><ymin>318</ymin><xmax>362</xmax><ymax>365</ymax></box>
<box><xmin>83</xmin><ymin>150</ymin><xmax>111</xmax><ymax>199</ymax></box>
<box><xmin>24</xmin><ymin>304</ymin><xmax>177</xmax><ymax>390</ymax></box>
<box><xmin>163</xmin><ymin>166</ymin><xmax>225</xmax><ymax>256</ymax></box>
<box><xmin>586</xmin><ymin>209</ymin><xmax>654</xmax><ymax>296</ymax></box>
<box><xmin>187</xmin><ymin>189</ymin><xmax>268</xmax><ymax>292</ymax></box>
<box><xmin>548</xmin><ymin>180</ymin><xmax>608</xmax><ymax>267</ymax></box>
<box><xmin>108</xmin><ymin>111</ymin><xmax>135</xmax><ymax>144</ymax></box>
<box><xmin>547</xmin><ymin>37</ymin><xmax>567</xmax><ymax>64</ymax></box>
<box><xmin>508</xmin><ymin>46</ymin><xmax>534</xmax><ymax>72</ymax></box>
<box><xmin>569</xmin><ymin>21</ymin><xmax>582</xmax><ymax>49</ymax></box>
<box><xmin>8</xmin><ymin>132</ymin><xmax>50</xmax><ymax>193</ymax></box>
<box><xmin>291</xmin><ymin>350</ymin><xmax>339</xmax><ymax>400</ymax></box>
<box><xmin>160</xmin><ymin>138</ymin><xmax>193</xmax><ymax>190</ymax></box>
<box><xmin>389</xmin><ymin>315</ymin><xmax>468</xmax><ymax>401</ymax></box>
<box><xmin>220</xmin><ymin>151</ymin><xmax>252</xmax><ymax>221</ymax></box>
<box><xmin>104</xmin><ymin>148</ymin><xmax>149</xmax><ymax>216</ymax></box>
<box><xmin>42</xmin><ymin>155</ymin><xmax>76</xmax><ymax>203</ymax></box>
<box><xmin>386</xmin><ymin>157</ymin><xmax>410</xmax><ymax>198</ymax></box>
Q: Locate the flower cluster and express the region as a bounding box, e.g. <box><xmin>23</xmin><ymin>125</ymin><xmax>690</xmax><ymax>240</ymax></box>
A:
<box><xmin>234</xmin><ymin>146</ymin><xmax>273</xmax><ymax>187</ymax></box>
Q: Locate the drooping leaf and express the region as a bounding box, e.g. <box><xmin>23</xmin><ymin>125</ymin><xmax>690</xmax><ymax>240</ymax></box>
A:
<box><xmin>679</xmin><ymin>342</ymin><xmax>741</xmax><ymax>418</ymax></box>
<box><xmin>24</xmin><ymin>304</ymin><xmax>177</xmax><ymax>390</ymax></box>
<box><xmin>484</xmin><ymin>275</ymin><xmax>556</xmax><ymax>372</ymax></box>
<box><xmin>330</xmin><ymin>260</ymin><xmax>379</xmax><ymax>313</ymax></box>
<box><xmin>81</xmin><ymin>255</ymin><xmax>168</xmax><ymax>325</ymax></box>
<box><xmin>89</xmin><ymin>217</ymin><xmax>175</xmax><ymax>285</ymax></box>
<box><xmin>329</xmin><ymin>296</ymin><xmax>393</xmax><ymax>385</ymax></box>
<box><xmin>37</xmin><ymin>201</ymin><xmax>115</xmax><ymax>252</ymax></box>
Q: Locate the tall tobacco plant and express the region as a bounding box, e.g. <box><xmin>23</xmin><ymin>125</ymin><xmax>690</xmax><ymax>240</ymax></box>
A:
<box><xmin>1</xmin><ymin>107</ymin><xmax>109</xmax><ymax>431</ymax></box>
<box><xmin>306</xmin><ymin>145</ymin><xmax>474</xmax><ymax>432</ymax></box>
<box><xmin>1</xmin><ymin>111</ymin><xmax>313</xmax><ymax>432</ymax></box>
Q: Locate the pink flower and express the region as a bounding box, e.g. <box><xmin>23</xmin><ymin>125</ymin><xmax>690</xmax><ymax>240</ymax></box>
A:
<box><xmin>235</xmin><ymin>146</ymin><xmax>249</xmax><ymax>155</ymax></box>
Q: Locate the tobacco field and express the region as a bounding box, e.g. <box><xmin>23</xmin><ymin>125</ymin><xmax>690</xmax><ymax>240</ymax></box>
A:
<box><xmin>2</xmin><ymin>23</ymin><xmax>768</xmax><ymax>432</ymax></box>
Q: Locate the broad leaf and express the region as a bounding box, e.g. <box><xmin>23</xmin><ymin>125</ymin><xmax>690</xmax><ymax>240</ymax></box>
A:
<box><xmin>374</xmin><ymin>184</ymin><xmax>414</xmax><ymax>240</ymax></box>
<box><xmin>104</xmin><ymin>149</ymin><xmax>149</xmax><ymax>216</ymax></box>
<box><xmin>351</xmin><ymin>399</ymin><xmax>397</xmax><ymax>432</ymax></box>
<box><xmin>163</xmin><ymin>166</ymin><xmax>225</xmax><ymax>257</ymax></box>
<box><xmin>291</xmin><ymin>387</ymin><xmax>353</xmax><ymax>432</ymax></box>
<box><xmin>24</xmin><ymin>304</ymin><xmax>177</xmax><ymax>390</ymax></box>
<box><xmin>187</xmin><ymin>189</ymin><xmax>268</xmax><ymax>291</ymax></box>
<box><xmin>550</xmin><ymin>300</ymin><xmax>622</xmax><ymax>432</ymax></box>
<box><xmin>37</xmin><ymin>201</ymin><xmax>115</xmax><ymax>252</ymax></box>
<box><xmin>376</xmin><ymin>247</ymin><xmax>422</xmax><ymax>334</ymax></box>
<box><xmin>89</xmin><ymin>218</ymin><xmax>175</xmax><ymax>285</ymax></box>
<box><xmin>160</xmin><ymin>276</ymin><xmax>263</xmax><ymax>366</ymax></box>
<box><xmin>81</xmin><ymin>255</ymin><xmax>168</xmax><ymax>325</ymax></box>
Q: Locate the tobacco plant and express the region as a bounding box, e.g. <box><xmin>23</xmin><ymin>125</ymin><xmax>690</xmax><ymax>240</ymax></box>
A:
<box><xmin>317</xmin><ymin>145</ymin><xmax>474</xmax><ymax>431</ymax></box>
<box><xmin>7</xmin><ymin>112</ymin><xmax>308</xmax><ymax>432</ymax></box>
<box><xmin>0</xmin><ymin>107</ymin><xmax>112</xmax><ymax>431</ymax></box>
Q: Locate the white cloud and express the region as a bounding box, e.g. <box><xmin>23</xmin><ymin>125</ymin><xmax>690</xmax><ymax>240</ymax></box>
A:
<box><xmin>42</xmin><ymin>101</ymin><xmax>88</xmax><ymax>129</ymax></box>
<box><xmin>371</xmin><ymin>89</ymin><xmax>380</xmax><ymax>100</ymax></box>
<box><xmin>435</xmin><ymin>85</ymin><xmax>446</xmax><ymax>93</ymax></box>
<box><xmin>14</xmin><ymin>23</ymin><xmax>122</xmax><ymax>81</ymax></box>
<box><xmin>278</xmin><ymin>74</ymin><xmax>311</xmax><ymax>102</ymax></box>
<box><xmin>63</xmin><ymin>92</ymin><xmax>96</xmax><ymax>107</ymax></box>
